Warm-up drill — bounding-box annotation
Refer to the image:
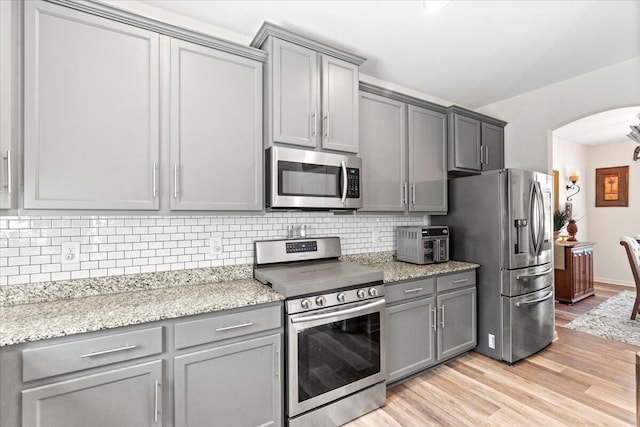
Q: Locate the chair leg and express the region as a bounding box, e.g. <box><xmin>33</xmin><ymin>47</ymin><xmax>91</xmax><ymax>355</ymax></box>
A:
<box><xmin>632</xmin><ymin>296</ymin><xmax>640</xmax><ymax>321</ymax></box>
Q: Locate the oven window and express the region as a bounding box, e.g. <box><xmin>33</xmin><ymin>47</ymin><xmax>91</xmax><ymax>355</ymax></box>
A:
<box><xmin>297</xmin><ymin>312</ymin><xmax>381</xmax><ymax>403</ymax></box>
<box><xmin>278</xmin><ymin>161</ymin><xmax>341</xmax><ymax>198</ymax></box>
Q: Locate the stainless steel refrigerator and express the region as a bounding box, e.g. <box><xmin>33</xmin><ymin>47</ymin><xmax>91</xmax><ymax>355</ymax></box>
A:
<box><xmin>432</xmin><ymin>169</ymin><xmax>554</xmax><ymax>363</ymax></box>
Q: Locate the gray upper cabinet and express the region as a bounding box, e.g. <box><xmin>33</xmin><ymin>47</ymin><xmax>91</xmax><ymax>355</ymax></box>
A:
<box><xmin>253</xmin><ymin>22</ymin><xmax>365</xmax><ymax>153</ymax></box>
<box><xmin>408</xmin><ymin>105</ymin><xmax>447</xmax><ymax>213</ymax></box>
<box><xmin>447</xmin><ymin>107</ymin><xmax>507</xmax><ymax>175</ymax></box>
<box><xmin>270</xmin><ymin>38</ymin><xmax>318</xmax><ymax>148</ymax></box>
<box><xmin>22</xmin><ymin>360</ymin><xmax>163</xmax><ymax>427</ymax></box>
<box><xmin>359</xmin><ymin>86</ymin><xmax>447</xmax><ymax>213</ymax></box>
<box><xmin>321</xmin><ymin>55</ymin><xmax>359</xmax><ymax>152</ymax></box>
<box><xmin>359</xmin><ymin>91</ymin><xmax>406</xmax><ymax>212</ymax></box>
<box><xmin>0</xmin><ymin>0</ymin><xmax>14</xmax><ymax>209</ymax></box>
<box><xmin>23</xmin><ymin>0</ymin><xmax>160</xmax><ymax>210</ymax></box>
<box><xmin>169</xmin><ymin>38</ymin><xmax>263</xmax><ymax>211</ymax></box>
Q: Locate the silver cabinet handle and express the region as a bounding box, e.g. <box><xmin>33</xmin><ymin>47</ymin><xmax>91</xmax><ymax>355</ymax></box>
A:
<box><xmin>5</xmin><ymin>150</ymin><xmax>11</xmax><ymax>194</ymax></box>
<box><xmin>515</xmin><ymin>291</ymin><xmax>554</xmax><ymax>307</ymax></box>
<box><xmin>431</xmin><ymin>306</ymin><xmax>437</xmax><ymax>331</ymax></box>
<box><xmin>485</xmin><ymin>146</ymin><xmax>489</xmax><ymax>166</ymax></box>
<box><xmin>402</xmin><ymin>182</ymin><xmax>407</xmax><ymax>205</ymax></box>
<box><xmin>479</xmin><ymin>145</ymin><xmax>484</xmax><ymax>164</ymax></box>
<box><xmin>215</xmin><ymin>321</ymin><xmax>253</xmax><ymax>332</ymax></box>
<box><xmin>152</xmin><ymin>162</ymin><xmax>157</xmax><ymax>198</ymax></box>
<box><xmin>341</xmin><ymin>160</ymin><xmax>347</xmax><ymax>204</ymax></box>
<box><xmin>312</xmin><ymin>111</ymin><xmax>317</xmax><ymax>137</ymax></box>
<box><xmin>173</xmin><ymin>164</ymin><xmax>178</xmax><ymax>199</ymax></box>
<box><xmin>439</xmin><ymin>305</ymin><xmax>445</xmax><ymax>328</ymax></box>
<box><xmin>403</xmin><ymin>287</ymin><xmax>424</xmax><ymax>294</ymax></box>
<box><xmin>275</xmin><ymin>348</ymin><xmax>280</xmax><ymax>380</ymax></box>
<box><xmin>80</xmin><ymin>344</ymin><xmax>136</xmax><ymax>358</ymax></box>
<box><xmin>154</xmin><ymin>379</ymin><xmax>160</xmax><ymax>423</ymax></box>
<box><xmin>516</xmin><ymin>268</ymin><xmax>553</xmax><ymax>280</ymax></box>
<box><xmin>324</xmin><ymin>112</ymin><xmax>329</xmax><ymax>138</ymax></box>
<box><xmin>452</xmin><ymin>278</ymin><xmax>468</xmax><ymax>284</ymax></box>
<box><xmin>411</xmin><ymin>183</ymin><xmax>416</xmax><ymax>204</ymax></box>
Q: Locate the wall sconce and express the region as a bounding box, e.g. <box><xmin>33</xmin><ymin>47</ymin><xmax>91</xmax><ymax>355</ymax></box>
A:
<box><xmin>566</xmin><ymin>172</ymin><xmax>580</xmax><ymax>201</ymax></box>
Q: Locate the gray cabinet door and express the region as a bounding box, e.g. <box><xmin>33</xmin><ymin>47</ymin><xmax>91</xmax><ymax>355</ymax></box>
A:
<box><xmin>451</xmin><ymin>113</ymin><xmax>481</xmax><ymax>171</ymax></box>
<box><xmin>0</xmin><ymin>0</ymin><xmax>13</xmax><ymax>209</ymax></box>
<box><xmin>359</xmin><ymin>92</ymin><xmax>406</xmax><ymax>212</ymax></box>
<box><xmin>23</xmin><ymin>1</ymin><xmax>160</xmax><ymax>210</ymax></box>
<box><xmin>386</xmin><ymin>297</ymin><xmax>436</xmax><ymax>383</ymax></box>
<box><xmin>174</xmin><ymin>333</ymin><xmax>281</xmax><ymax>427</ymax></box>
<box><xmin>321</xmin><ymin>55</ymin><xmax>359</xmax><ymax>153</ymax></box>
<box><xmin>170</xmin><ymin>38</ymin><xmax>262</xmax><ymax>211</ymax></box>
<box><xmin>270</xmin><ymin>38</ymin><xmax>318</xmax><ymax>148</ymax></box>
<box><xmin>436</xmin><ymin>287</ymin><xmax>477</xmax><ymax>361</ymax></box>
<box><xmin>408</xmin><ymin>105</ymin><xmax>447</xmax><ymax>213</ymax></box>
<box><xmin>21</xmin><ymin>360</ymin><xmax>162</xmax><ymax>427</ymax></box>
<box><xmin>481</xmin><ymin>122</ymin><xmax>504</xmax><ymax>171</ymax></box>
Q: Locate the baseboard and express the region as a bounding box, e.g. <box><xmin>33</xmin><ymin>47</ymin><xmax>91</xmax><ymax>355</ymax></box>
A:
<box><xmin>594</xmin><ymin>277</ymin><xmax>634</xmax><ymax>287</ymax></box>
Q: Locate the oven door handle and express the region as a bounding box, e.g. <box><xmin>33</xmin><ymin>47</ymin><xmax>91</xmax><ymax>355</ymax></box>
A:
<box><xmin>290</xmin><ymin>299</ymin><xmax>385</xmax><ymax>324</ymax></box>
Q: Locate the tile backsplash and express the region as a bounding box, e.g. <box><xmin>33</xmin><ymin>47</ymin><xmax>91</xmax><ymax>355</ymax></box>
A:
<box><xmin>0</xmin><ymin>213</ymin><xmax>427</xmax><ymax>286</ymax></box>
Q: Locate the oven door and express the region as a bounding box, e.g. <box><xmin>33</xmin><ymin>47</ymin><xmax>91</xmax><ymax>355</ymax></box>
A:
<box><xmin>287</xmin><ymin>298</ymin><xmax>386</xmax><ymax>417</ymax></box>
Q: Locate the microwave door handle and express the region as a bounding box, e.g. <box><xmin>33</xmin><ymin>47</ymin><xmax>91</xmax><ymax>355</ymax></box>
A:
<box><xmin>340</xmin><ymin>161</ymin><xmax>347</xmax><ymax>204</ymax></box>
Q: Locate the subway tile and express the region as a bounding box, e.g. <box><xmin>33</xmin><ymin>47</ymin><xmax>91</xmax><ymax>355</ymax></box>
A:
<box><xmin>51</xmin><ymin>271</ymin><xmax>71</xmax><ymax>281</ymax></box>
<box><xmin>30</xmin><ymin>273</ymin><xmax>52</xmax><ymax>283</ymax></box>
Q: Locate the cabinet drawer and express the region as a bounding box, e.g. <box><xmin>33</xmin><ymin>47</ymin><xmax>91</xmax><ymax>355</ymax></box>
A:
<box><xmin>22</xmin><ymin>327</ymin><xmax>163</xmax><ymax>382</ymax></box>
<box><xmin>174</xmin><ymin>305</ymin><xmax>282</xmax><ymax>350</ymax></box>
<box><xmin>385</xmin><ymin>278</ymin><xmax>435</xmax><ymax>305</ymax></box>
<box><xmin>437</xmin><ymin>270</ymin><xmax>476</xmax><ymax>292</ymax></box>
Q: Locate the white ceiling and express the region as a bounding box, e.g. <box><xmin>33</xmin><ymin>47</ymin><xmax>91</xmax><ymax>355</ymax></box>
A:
<box><xmin>139</xmin><ymin>0</ymin><xmax>640</xmax><ymax>109</ymax></box>
<box><xmin>554</xmin><ymin>107</ymin><xmax>640</xmax><ymax>146</ymax></box>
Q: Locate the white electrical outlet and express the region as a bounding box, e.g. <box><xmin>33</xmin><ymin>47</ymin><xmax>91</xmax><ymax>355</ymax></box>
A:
<box><xmin>210</xmin><ymin>236</ymin><xmax>223</xmax><ymax>255</ymax></box>
<box><xmin>488</xmin><ymin>333</ymin><xmax>496</xmax><ymax>349</ymax></box>
<box><xmin>61</xmin><ymin>241</ymin><xmax>80</xmax><ymax>265</ymax></box>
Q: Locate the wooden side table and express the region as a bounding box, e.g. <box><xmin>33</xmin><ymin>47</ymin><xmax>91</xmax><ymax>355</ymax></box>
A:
<box><xmin>553</xmin><ymin>242</ymin><xmax>595</xmax><ymax>304</ymax></box>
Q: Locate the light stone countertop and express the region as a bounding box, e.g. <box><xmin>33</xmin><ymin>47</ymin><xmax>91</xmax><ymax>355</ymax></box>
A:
<box><xmin>0</xmin><ymin>278</ymin><xmax>283</xmax><ymax>347</ymax></box>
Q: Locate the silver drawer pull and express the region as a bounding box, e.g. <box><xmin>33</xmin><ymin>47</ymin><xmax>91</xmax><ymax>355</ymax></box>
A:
<box><xmin>452</xmin><ymin>278</ymin><xmax>468</xmax><ymax>284</ymax></box>
<box><xmin>80</xmin><ymin>344</ymin><xmax>137</xmax><ymax>358</ymax></box>
<box><xmin>215</xmin><ymin>322</ymin><xmax>254</xmax><ymax>332</ymax></box>
<box><xmin>404</xmin><ymin>287</ymin><xmax>424</xmax><ymax>294</ymax></box>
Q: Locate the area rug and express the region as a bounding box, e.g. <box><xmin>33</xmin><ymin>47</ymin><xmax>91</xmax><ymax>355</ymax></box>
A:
<box><xmin>565</xmin><ymin>290</ymin><xmax>640</xmax><ymax>347</ymax></box>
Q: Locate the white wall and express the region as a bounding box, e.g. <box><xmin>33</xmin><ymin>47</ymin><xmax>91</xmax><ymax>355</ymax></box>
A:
<box><xmin>552</xmin><ymin>136</ymin><xmax>588</xmax><ymax>232</ymax></box>
<box><xmin>479</xmin><ymin>57</ymin><xmax>640</xmax><ymax>173</ymax></box>
<box><xmin>585</xmin><ymin>140</ymin><xmax>640</xmax><ymax>286</ymax></box>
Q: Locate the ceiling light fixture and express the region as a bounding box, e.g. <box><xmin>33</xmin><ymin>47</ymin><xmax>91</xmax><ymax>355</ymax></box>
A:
<box><xmin>627</xmin><ymin>114</ymin><xmax>640</xmax><ymax>161</ymax></box>
<box><xmin>423</xmin><ymin>0</ymin><xmax>453</xmax><ymax>13</ymax></box>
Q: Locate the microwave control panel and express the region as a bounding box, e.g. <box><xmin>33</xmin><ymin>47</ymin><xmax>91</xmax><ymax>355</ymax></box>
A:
<box><xmin>346</xmin><ymin>168</ymin><xmax>360</xmax><ymax>198</ymax></box>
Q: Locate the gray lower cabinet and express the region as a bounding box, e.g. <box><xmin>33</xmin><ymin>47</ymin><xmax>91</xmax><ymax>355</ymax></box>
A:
<box><xmin>21</xmin><ymin>360</ymin><xmax>163</xmax><ymax>427</ymax></box>
<box><xmin>23</xmin><ymin>0</ymin><xmax>160</xmax><ymax>210</ymax></box>
<box><xmin>169</xmin><ymin>38</ymin><xmax>263</xmax><ymax>211</ymax></box>
<box><xmin>447</xmin><ymin>107</ymin><xmax>506</xmax><ymax>175</ymax></box>
<box><xmin>359</xmin><ymin>88</ymin><xmax>447</xmax><ymax>213</ymax></box>
<box><xmin>174</xmin><ymin>334</ymin><xmax>281</xmax><ymax>427</ymax></box>
<box><xmin>254</xmin><ymin>23</ymin><xmax>364</xmax><ymax>153</ymax></box>
<box><xmin>0</xmin><ymin>0</ymin><xmax>15</xmax><ymax>209</ymax></box>
<box><xmin>385</xmin><ymin>270</ymin><xmax>476</xmax><ymax>384</ymax></box>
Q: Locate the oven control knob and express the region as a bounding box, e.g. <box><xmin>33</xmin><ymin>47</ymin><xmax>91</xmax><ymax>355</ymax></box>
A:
<box><xmin>368</xmin><ymin>288</ymin><xmax>378</xmax><ymax>297</ymax></box>
<box><xmin>356</xmin><ymin>289</ymin><xmax>366</xmax><ymax>299</ymax></box>
<box><xmin>315</xmin><ymin>296</ymin><xmax>326</xmax><ymax>306</ymax></box>
<box><xmin>300</xmin><ymin>299</ymin><xmax>312</xmax><ymax>309</ymax></box>
<box><xmin>337</xmin><ymin>292</ymin><xmax>347</xmax><ymax>302</ymax></box>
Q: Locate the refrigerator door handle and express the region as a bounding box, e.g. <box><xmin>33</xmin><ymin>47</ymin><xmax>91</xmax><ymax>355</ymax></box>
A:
<box><xmin>535</xmin><ymin>181</ymin><xmax>546</xmax><ymax>256</ymax></box>
<box><xmin>515</xmin><ymin>291</ymin><xmax>553</xmax><ymax>307</ymax></box>
<box><xmin>529</xmin><ymin>181</ymin><xmax>543</xmax><ymax>256</ymax></box>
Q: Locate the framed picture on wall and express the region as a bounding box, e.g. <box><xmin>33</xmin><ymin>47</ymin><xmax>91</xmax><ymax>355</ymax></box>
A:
<box><xmin>595</xmin><ymin>166</ymin><xmax>629</xmax><ymax>207</ymax></box>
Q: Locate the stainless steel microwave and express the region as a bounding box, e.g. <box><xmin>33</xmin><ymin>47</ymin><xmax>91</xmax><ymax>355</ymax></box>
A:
<box><xmin>266</xmin><ymin>146</ymin><xmax>363</xmax><ymax>210</ymax></box>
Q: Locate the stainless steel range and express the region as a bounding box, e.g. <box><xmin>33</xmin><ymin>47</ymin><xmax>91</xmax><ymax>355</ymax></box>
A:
<box><xmin>254</xmin><ymin>237</ymin><xmax>386</xmax><ymax>427</ymax></box>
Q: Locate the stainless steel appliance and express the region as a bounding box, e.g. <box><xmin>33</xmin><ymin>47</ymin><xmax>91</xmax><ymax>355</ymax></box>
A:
<box><xmin>254</xmin><ymin>237</ymin><xmax>385</xmax><ymax>426</ymax></box>
<box><xmin>266</xmin><ymin>146</ymin><xmax>362</xmax><ymax>210</ymax></box>
<box><xmin>432</xmin><ymin>169</ymin><xmax>554</xmax><ymax>363</ymax></box>
<box><xmin>396</xmin><ymin>226</ymin><xmax>450</xmax><ymax>265</ymax></box>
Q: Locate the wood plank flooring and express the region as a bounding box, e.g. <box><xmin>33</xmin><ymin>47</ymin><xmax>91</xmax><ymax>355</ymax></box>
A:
<box><xmin>347</xmin><ymin>282</ymin><xmax>638</xmax><ymax>427</ymax></box>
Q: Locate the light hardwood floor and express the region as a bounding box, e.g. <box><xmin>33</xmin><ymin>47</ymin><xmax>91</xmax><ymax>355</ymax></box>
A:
<box><xmin>347</xmin><ymin>282</ymin><xmax>638</xmax><ymax>426</ymax></box>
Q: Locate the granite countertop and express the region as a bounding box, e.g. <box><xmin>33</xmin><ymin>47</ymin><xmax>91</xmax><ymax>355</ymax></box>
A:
<box><xmin>0</xmin><ymin>251</ymin><xmax>478</xmax><ymax>347</ymax></box>
<box><xmin>343</xmin><ymin>251</ymin><xmax>479</xmax><ymax>283</ymax></box>
<box><xmin>0</xmin><ymin>267</ymin><xmax>283</xmax><ymax>347</ymax></box>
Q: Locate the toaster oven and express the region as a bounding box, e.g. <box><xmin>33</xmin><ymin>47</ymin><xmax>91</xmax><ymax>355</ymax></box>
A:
<box><xmin>396</xmin><ymin>226</ymin><xmax>449</xmax><ymax>265</ymax></box>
